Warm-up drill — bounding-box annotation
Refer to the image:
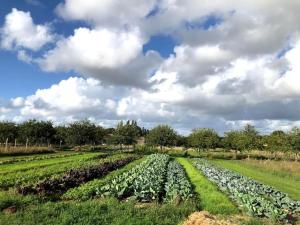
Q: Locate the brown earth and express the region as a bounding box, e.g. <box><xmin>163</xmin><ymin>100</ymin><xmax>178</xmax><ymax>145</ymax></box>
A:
<box><xmin>182</xmin><ymin>211</ymin><xmax>236</xmax><ymax>225</ymax></box>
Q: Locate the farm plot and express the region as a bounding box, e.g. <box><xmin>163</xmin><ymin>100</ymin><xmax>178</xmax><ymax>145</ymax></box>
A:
<box><xmin>96</xmin><ymin>154</ymin><xmax>193</xmax><ymax>203</ymax></box>
<box><xmin>18</xmin><ymin>155</ymin><xmax>137</xmax><ymax>197</ymax></box>
<box><xmin>0</xmin><ymin>153</ymin><xmax>118</xmax><ymax>189</ymax></box>
<box><xmin>0</xmin><ymin>151</ymin><xmax>82</xmax><ymax>165</ymax></box>
<box><xmin>193</xmin><ymin>159</ymin><xmax>300</xmax><ymax>222</ymax></box>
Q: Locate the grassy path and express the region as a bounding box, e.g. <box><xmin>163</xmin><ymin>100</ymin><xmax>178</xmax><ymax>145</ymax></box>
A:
<box><xmin>211</xmin><ymin>160</ymin><xmax>300</xmax><ymax>200</ymax></box>
<box><xmin>177</xmin><ymin>157</ymin><xmax>238</xmax><ymax>215</ymax></box>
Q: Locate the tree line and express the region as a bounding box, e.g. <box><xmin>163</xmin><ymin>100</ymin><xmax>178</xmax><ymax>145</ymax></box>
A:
<box><xmin>0</xmin><ymin>119</ymin><xmax>148</xmax><ymax>148</ymax></box>
<box><xmin>0</xmin><ymin>120</ymin><xmax>300</xmax><ymax>151</ymax></box>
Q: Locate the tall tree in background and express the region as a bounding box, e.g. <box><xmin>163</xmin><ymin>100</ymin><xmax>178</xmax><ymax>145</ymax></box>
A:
<box><xmin>288</xmin><ymin>127</ymin><xmax>300</xmax><ymax>151</ymax></box>
<box><xmin>18</xmin><ymin>120</ymin><xmax>55</xmax><ymax>146</ymax></box>
<box><xmin>188</xmin><ymin>128</ymin><xmax>220</xmax><ymax>151</ymax></box>
<box><xmin>0</xmin><ymin>121</ymin><xmax>18</xmax><ymax>144</ymax></box>
<box><xmin>111</xmin><ymin>120</ymin><xmax>141</xmax><ymax>149</ymax></box>
<box><xmin>66</xmin><ymin>120</ymin><xmax>97</xmax><ymax>146</ymax></box>
<box><xmin>145</xmin><ymin>125</ymin><xmax>177</xmax><ymax>150</ymax></box>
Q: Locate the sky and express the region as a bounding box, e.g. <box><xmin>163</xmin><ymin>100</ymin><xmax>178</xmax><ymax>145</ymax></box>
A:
<box><xmin>1</xmin><ymin>0</ymin><xmax>300</xmax><ymax>134</ymax></box>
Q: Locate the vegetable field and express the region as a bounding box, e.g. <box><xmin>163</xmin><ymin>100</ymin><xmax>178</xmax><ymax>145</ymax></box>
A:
<box><xmin>193</xmin><ymin>159</ymin><xmax>300</xmax><ymax>222</ymax></box>
<box><xmin>0</xmin><ymin>151</ymin><xmax>299</xmax><ymax>225</ymax></box>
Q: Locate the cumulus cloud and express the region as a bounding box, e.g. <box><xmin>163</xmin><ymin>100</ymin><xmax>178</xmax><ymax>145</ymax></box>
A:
<box><xmin>0</xmin><ymin>8</ymin><xmax>53</xmax><ymax>51</ymax></box>
<box><xmin>39</xmin><ymin>27</ymin><xmax>162</xmax><ymax>87</ymax></box>
<box><xmin>2</xmin><ymin>0</ymin><xmax>300</xmax><ymax>133</ymax></box>
<box><xmin>56</xmin><ymin>0</ymin><xmax>157</xmax><ymax>28</ymax></box>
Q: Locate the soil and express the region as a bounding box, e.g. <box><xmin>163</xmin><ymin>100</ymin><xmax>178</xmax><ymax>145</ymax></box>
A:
<box><xmin>182</xmin><ymin>211</ymin><xmax>236</xmax><ymax>225</ymax></box>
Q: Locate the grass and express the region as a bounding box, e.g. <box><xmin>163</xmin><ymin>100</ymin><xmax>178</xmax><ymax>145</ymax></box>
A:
<box><xmin>176</xmin><ymin>157</ymin><xmax>238</xmax><ymax>215</ymax></box>
<box><xmin>0</xmin><ymin>198</ymin><xmax>197</xmax><ymax>225</ymax></box>
<box><xmin>233</xmin><ymin>159</ymin><xmax>300</xmax><ymax>181</ymax></box>
<box><xmin>211</xmin><ymin>160</ymin><xmax>300</xmax><ymax>200</ymax></box>
<box><xmin>0</xmin><ymin>146</ymin><xmax>55</xmax><ymax>156</ymax></box>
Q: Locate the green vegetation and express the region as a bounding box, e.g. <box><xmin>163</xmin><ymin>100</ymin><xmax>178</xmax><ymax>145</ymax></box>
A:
<box><xmin>188</xmin><ymin>128</ymin><xmax>220</xmax><ymax>150</ymax></box>
<box><xmin>211</xmin><ymin>160</ymin><xmax>300</xmax><ymax>200</ymax></box>
<box><xmin>0</xmin><ymin>153</ymin><xmax>112</xmax><ymax>188</ymax></box>
<box><xmin>193</xmin><ymin>159</ymin><xmax>300</xmax><ymax>222</ymax></box>
<box><xmin>164</xmin><ymin>160</ymin><xmax>193</xmax><ymax>202</ymax></box>
<box><xmin>0</xmin><ymin>151</ymin><xmax>81</xmax><ymax>165</ymax></box>
<box><xmin>0</xmin><ymin>198</ymin><xmax>197</xmax><ymax>225</ymax></box>
<box><xmin>177</xmin><ymin>157</ymin><xmax>238</xmax><ymax>215</ymax></box>
<box><xmin>97</xmin><ymin>154</ymin><xmax>170</xmax><ymax>201</ymax></box>
<box><xmin>145</xmin><ymin>125</ymin><xmax>177</xmax><ymax>150</ymax></box>
<box><xmin>63</xmin><ymin>157</ymin><xmax>146</xmax><ymax>200</ymax></box>
<box><xmin>0</xmin><ymin>152</ymin><xmax>100</xmax><ymax>174</ymax></box>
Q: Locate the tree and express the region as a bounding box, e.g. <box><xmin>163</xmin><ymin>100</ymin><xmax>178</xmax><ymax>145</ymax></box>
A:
<box><xmin>288</xmin><ymin>127</ymin><xmax>300</xmax><ymax>151</ymax></box>
<box><xmin>66</xmin><ymin>120</ymin><xmax>97</xmax><ymax>146</ymax></box>
<box><xmin>18</xmin><ymin>120</ymin><xmax>55</xmax><ymax>146</ymax></box>
<box><xmin>263</xmin><ymin>130</ymin><xmax>291</xmax><ymax>152</ymax></box>
<box><xmin>176</xmin><ymin>135</ymin><xmax>188</xmax><ymax>148</ymax></box>
<box><xmin>242</xmin><ymin>124</ymin><xmax>261</xmax><ymax>150</ymax></box>
<box><xmin>145</xmin><ymin>125</ymin><xmax>177</xmax><ymax>150</ymax></box>
<box><xmin>54</xmin><ymin>125</ymin><xmax>68</xmax><ymax>147</ymax></box>
<box><xmin>188</xmin><ymin>128</ymin><xmax>220</xmax><ymax>151</ymax></box>
<box><xmin>112</xmin><ymin>120</ymin><xmax>141</xmax><ymax>149</ymax></box>
<box><xmin>223</xmin><ymin>130</ymin><xmax>248</xmax><ymax>151</ymax></box>
<box><xmin>0</xmin><ymin>121</ymin><xmax>18</xmax><ymax>144</ymax></box>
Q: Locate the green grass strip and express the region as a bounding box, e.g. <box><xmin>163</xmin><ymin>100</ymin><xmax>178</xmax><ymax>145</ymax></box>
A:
<box><xmin>211</xmin><ymin>160</ymin><xmax>300</xmax><ymax>200</ymax></box>
<box><xmin>63</xmin><ymin>157</ymin><xmax>146</xmax><ymax>201</ymax></box>
<box><xmin>177</xmin><ymin>157</ymin><xmax>238</xmax><ymax>215</ymax></box>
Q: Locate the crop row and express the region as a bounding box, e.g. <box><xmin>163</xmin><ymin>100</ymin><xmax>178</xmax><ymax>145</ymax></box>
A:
<box><xmin>0</xmin><ymin>152</ymin><xmax>83</xmax><ymax>165</ymax></box>
<box><xmin>0</xmin><ymin>154</ymin><xmax>122</xmax><ymax>189</ymax></box>
<box><xmin>94</xmin><ymin>154</ymin><xmax>193</xmax><ymax>203</ymax></box>
<box><xmin>62</xmin><ymin>158</ymin><xmax>145</xmax><ymax>201</ymax></box>
<box><xmin>164</xmin><ymin>160</ymin><xmax>193</xmax><ymax>202</ymax></box>
<box><xmin>18</xmin><ymin>155</ymin><xmax>137</xmax><ymax>197</ymax></box>
<box><xmin>96</xmin><ymin>154</ymin><xmax>169</xmax><ymax>202</ymax></box>
<box><xmin>193</xmin><ymin>159</ymin><xmax>300</xmax><ymax>221</ymax></box>
<box><xmin>0</xmin><ymin>153</ymin><xmax>107</xmax><ymax>175</ymax></box>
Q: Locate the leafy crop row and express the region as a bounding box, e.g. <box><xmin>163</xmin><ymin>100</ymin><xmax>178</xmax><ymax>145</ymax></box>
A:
<box><xmin>18</xmin><ymin>156</ymin><xmax>137</xmax><ymax>197</ymax></box>
<box><xmin>0</xmin><ymin>152</ymin><xmax>83</xmax><ymax>165</ymax></box>
<box><xmin>0</xmin><ymin>154</ymin><xmax>119</xmax><ymax>189</ymax></box>
<box><xmin>0</xmin><ymin>153</ymin><xmax>107</xmax><ymax>175</ymax></box>
<box><xmin>62</xmin><ymin>158</ymin><xmax>145</xmax><ymax>201</ymax></box>
<box><xmin>164</xmin><ymin>160</ymin><xmax>193</xmax><ymax>202</ymax></box>
<box><xmin>96</xmin><ymin>154</ymin><xmax>169</xmax><ymax>202</ymax></box>
<box><xmin>193</xmin><ymin>159</ymin><xmax>300</xmax><ymax>221</ymax></box>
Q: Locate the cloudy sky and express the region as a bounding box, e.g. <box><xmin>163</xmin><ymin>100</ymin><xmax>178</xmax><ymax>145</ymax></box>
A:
<box><xmin>1</xmin><ymin>0</ymin><xmax>300</xmax><ymax>134</ymax></box>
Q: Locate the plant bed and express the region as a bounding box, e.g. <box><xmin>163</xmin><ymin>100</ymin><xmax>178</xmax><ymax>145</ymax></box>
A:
<box><xmin>17</xmin><ymin>156</ymin><xmax>137</xmax><ymax>197</ymax></box>
<box><xmin>193</xmin><ymin>159</ymin><xmax>300</xmax><ymax>222</ymax></box>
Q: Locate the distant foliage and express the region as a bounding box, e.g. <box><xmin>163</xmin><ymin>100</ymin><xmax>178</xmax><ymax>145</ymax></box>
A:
<box><xmin>188</xmin><ymin>128</ymin><xmax>220</xmax><ymax>150</ymax></box>
<box><xmin>145</xmin><ymin>125</ymin><xmax>177</xmax><ymax>150</ymax></box>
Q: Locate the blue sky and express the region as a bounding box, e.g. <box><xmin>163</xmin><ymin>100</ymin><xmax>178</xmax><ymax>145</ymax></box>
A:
<box><xmin>0</xmin><ymin>0</ymin><xmax>300</xmax><ymax>134</ymax></box>
<box><xmin>0</xmin><ymin>0</ymin><xmax>179</xmax><ymax>99</ymax></box>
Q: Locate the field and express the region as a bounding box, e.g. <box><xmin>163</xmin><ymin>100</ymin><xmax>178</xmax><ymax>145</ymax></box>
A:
<box><xmin>0</xmin><ymin>150</ymin><xmax>299</xmax><ymax>225</ymax></box>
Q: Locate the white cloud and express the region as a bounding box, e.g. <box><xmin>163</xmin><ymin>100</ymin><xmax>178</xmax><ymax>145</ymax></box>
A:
<box><xmin>40</xmin><ymin>27</ymin><xmax>142</xmax><ymax>70</ymax></box>
<box><xmin>0</xmin><ymin>8</ymin><xmax>53</xmax><ymax>51</ymax></box>
<box><xmin>39</xmin><ymin>27</ymin><xmax>162</xmax><ymax>87</ymax></box>
<box><xmin>56</xmin><ymin>0</ymin><xmax>157</xmax><ymax>28</ymax></box>
<box><xmin>2</xmin><ymin>1</ymin><xmax>300</xmax><ymax>134</ymax></box>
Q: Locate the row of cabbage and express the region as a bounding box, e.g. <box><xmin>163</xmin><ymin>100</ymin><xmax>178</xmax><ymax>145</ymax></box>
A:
<box><xmin>193</xmin><ymin>159</ymin><xmax>300</xmax><ymax>221</ymax></box>
<box><xmin>164</xmin><ymin>160</ymin><xmax>193</xmax><ymax>202</ymax></box>
<box><xmin>94</xmin><ymin>154</ymin><xmax>193</xmax><ymax>202</ymax></box>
